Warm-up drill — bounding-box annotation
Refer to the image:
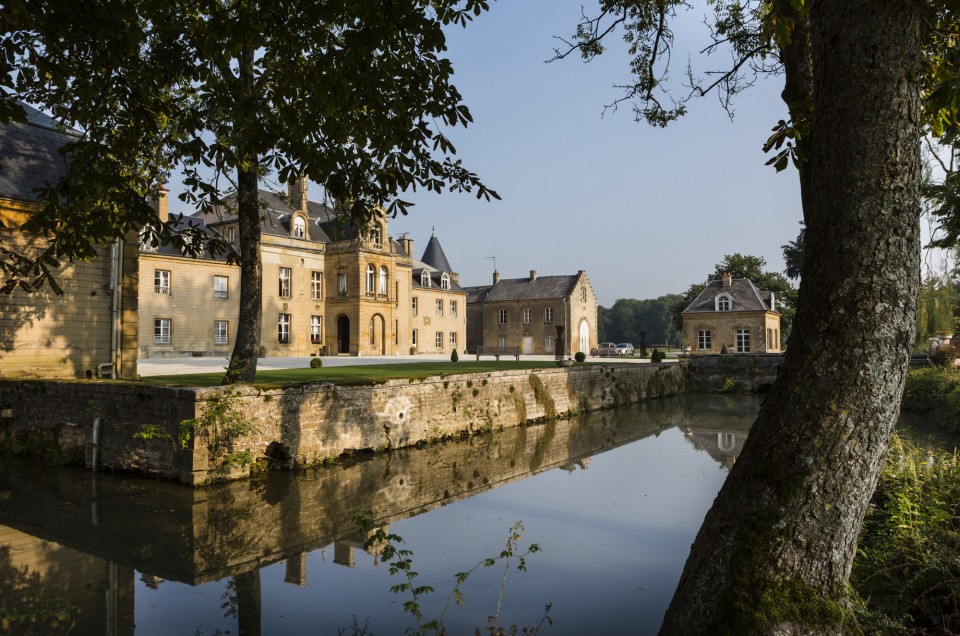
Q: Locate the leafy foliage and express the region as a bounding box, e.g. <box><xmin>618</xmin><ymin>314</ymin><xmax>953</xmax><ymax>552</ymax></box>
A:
<box><xmin>781</xmin><ymin>222</ymin><xmax>805</xmax><ymax>280</ymax></box>
<box><xmin>598</xmin><ymin>294</ymin><xmax>682</xmax><ymax>346</ymax></box>
<box><xmin>902</xmin><ymin>367</ymin><xmax>960</xmax><ymax>437</ymax></box>
<box><xmin>180</xmin><ymin>391</ymin><xmax>259</xmax><ymax>476</ymax></box>
<box><xmin>650</xmin><ymin>348</ymin><xmax>666</xmax><ymax>363</ymax></box>
<box><xmin>310</xmin><ymin>357</ymin><xmax>323</xmax><ymax>369</ymax></box>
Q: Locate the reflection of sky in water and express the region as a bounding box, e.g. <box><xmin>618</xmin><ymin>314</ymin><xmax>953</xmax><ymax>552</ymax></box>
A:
<box><xmin>131</xmin><ymin>398</ymin><xmax>759</xmax><ymax>636</ymax></box>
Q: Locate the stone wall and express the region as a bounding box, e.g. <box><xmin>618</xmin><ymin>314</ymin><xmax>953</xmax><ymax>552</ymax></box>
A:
<box><xmin>681</xmin><ymin>353</ymin><xmax>783</xmax><ymax>393</ymax></box>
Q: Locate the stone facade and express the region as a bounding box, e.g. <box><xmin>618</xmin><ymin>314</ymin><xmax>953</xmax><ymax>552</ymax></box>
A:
<box><xmin>680</xmin><ymin>273</ymin><xmax>781</xmax><ymax>354</ymax></box>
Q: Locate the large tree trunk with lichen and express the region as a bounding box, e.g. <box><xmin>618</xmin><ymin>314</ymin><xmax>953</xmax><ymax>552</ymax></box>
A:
<box><xmin>660</xmin><ymin>1</ymin><xmax>922</xmax><ymax>634</ymax></box>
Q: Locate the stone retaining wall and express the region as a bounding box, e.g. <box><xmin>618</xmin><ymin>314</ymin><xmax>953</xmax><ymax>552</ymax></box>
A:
<box><xmin>681</xmin><ymin>353</ymin><xmax>783</xmax><ymax>393</ymax></box>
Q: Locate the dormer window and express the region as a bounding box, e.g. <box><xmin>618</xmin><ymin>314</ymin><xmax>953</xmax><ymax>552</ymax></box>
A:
<box><xmin>371</xmin><ymin>224</ymin><xmax>382</xmax><ymax>246</ymax></box>
<box><xmin>440</xmin><ymin>272</ymin><xmax>450</xmax><ymax>290</ymax></box>
<box><xmin>293</xmin><ymin>217</ymin><xmax>306</xmax><ymax>239</ymax></box>
<box><xmin>716</xmin><ymin>294</ymin><xmax>732</xmax><ymax>311</ymax></box>
<box><xmin>421</xmin><ymin>270</ymin><xmax>431</xmax><ymax>288</ymax></box>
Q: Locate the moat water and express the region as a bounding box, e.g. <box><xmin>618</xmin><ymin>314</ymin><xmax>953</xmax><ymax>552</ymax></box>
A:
<box><xmin>1</xmin><ymin>395</ymin><xmax>764</xmax><ymax>635</ymax></box>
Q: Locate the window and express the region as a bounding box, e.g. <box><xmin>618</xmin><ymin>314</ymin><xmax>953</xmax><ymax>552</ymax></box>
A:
<box><xmin>311</xmin><ymin>315</ymin><xmax>322</xmax><ymax>343</ymax></box>
<box><xmin>370</xmin><ymin>318</ymin><xmax>375</xmax><ymax>344</ymax></box>
<box><xmin>214</xmin><ymin>320</ymin><xmax>229</xmax><ymax>345</ymax></box>
<box><xmin>435</xmin><ymin>299</ymin><xmax>443</xmax><ymax>316</ymax></box>
<box><xmin>498</xmin><ymin>309</ymin><xmax>507</xmax><ymax>325</ymax></box>
<box><xmin>698</xmin><ymin>330</ymin><xmax>712</xmax><ymax>351</ymax></box>
<box><xmin>523</xmin><ymin>308</ymin><xmax>532</xmax><ymax>324</ymax></box>
<box><xmin>279</xmin><ymin>267</ymin><xmax>291</xmax><ymax>298</ymax></box>
<box><xmin>228</xmin><ymin>227</ymin><xmax>235</xmax><ymax>243</ymax></box>
<box><xmin>338</xmin><ymin>273</ymin><xmax>348</xmax><ymax>296</ymax></box>
<box><xmin>379</xmin><ymin>266</ymin><xmax>388</xmax><ymax>295</ymax></box>
<box><xmin>498</xmin><ymin>336</ymin><xmax>507</xmax><ymax>349</ymax></box>
<box><xmin>420</xmin><ymin>270</ymin><xmax>431</xmax><ymax>287</ymax></box>
<box><xmin>581</xmin><ymin>287</ymin><xmax>587</xmax><ymax>302</ymax></box>
<box><xmin>371</xmin><ymin>224</ymin><xmax>382</xmax><ymax>246</ymax></box>
<box><xmin>155</xmin><ymin>269</ymin><xmax>170</xmax><ymax>294</ymax></box>
<box><xmin>365</xmin><ymin>264</ymin><xmax>375</xmax><ymax>293</ymax></box>
<box><xmin>544</xmin><ymin>307</ymin><xmax>554</xmax><ymax>324</ymax></box>
<box><xmin>214</xmin><ymin>275</ymin><xmax>228</xmax><ymax>299</ymax></box>
<box><xmin>545</xmin><ymin>335</ymin><xmax>554</xmax><ymax>353</ymax></box>
<box><xmin>154</xmin><ymin>318</ymin><xmax>171</xmax><ymax>344</ymax></box>
<box><xmin>278</xmin><ymin>313</ymin><xmax>291</xmax><ymax>344</ymax></box>
<box><xmin>412</xmin><ymin>329</ymin><xmax>418</xmax><ymax>347</ymax></box>
<box><xmin>412</xmin><ymin>297</ymin><xmax>418</xmax><ymax>316</ymax></box>
<box><xmin>450</xmin><ymin>331</ymin><xmax>457</xmax><ymax>349</ymax></box>
<box><xmin>716</xmin><ymin>294</ymin><xmax>732</xmax><ymax>311</ymax></box>
<box><xmin>436</xmin><ymin>331</ymin><xmax>443</xmax><ymax>349</ymax></box>
<box><xmin>440</xmin><ymin>272</ymin><xmax>450</xmax><ymax>290</ymax></box>
<box><xmin>450</xmin><ymin>300</ymin><xmax>457</xmax><ymax>317</ymax></box>
<box><xmin>736</xmin><ymin>329</ymin><xmax>750</xmax><ymax>353</ymax></box>
<box><xmin>293</xmin><ymin>216</ymin><xmax>306</xmax><ymax>238</ymax></box>
<box><xmin>311</xmin><ymin>271</ymin><xmax>323</xmax><ymax>300</ymax></box>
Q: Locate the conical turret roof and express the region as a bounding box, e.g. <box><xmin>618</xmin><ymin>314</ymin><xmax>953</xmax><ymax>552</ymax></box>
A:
<box><xmin>420</xmin><ymin>231</ymin><xmax>453</xmax><ymax>273</ymax></box>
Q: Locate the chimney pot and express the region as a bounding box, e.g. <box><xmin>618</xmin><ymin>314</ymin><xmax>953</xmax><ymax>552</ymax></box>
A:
<box><xmin>530</xmin><ymin>270</ymin><xmax>537</xmax><ymax>282</ymax></box>
<box><xmin>493</xmin><ymin>271</ymin><xmax>500</xmax><ymax>285</ymax></box>
<box><xmin>722</xmin><ymin>272</ymin><xmax>733</xmax><ymax>287</ymax></box>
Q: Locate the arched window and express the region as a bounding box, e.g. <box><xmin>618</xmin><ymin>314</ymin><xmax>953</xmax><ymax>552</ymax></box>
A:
<box><xmin>716</xmin><ymin>294</ymin><xmax>732</xmax><ymax>311</ymax></box>
<box><xmin>366</xmin><ymin>264</ymin><xmax>375</xmax><ymax>293</ymax></box>
<box><xmin>420</xmin><ymin>270</ymin><xmax>431</xmax><ymax>288</ymax></box>
<box><xmin>293</xmin><ymin>216</ymin><xmax>306</xmax><ymax>239</ymax></box>
<box><xmin>379</xmin><ymin>266</ymin><xmax>388</xmax><ymax>295</ymax></box>
<box><xmin>440</xmin><ymin>272</ymin><xmax>450</xmax><ymax>290</ymax></box>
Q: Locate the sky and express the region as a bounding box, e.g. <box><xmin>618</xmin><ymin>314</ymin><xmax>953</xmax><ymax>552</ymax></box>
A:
<box><xmin>169</xmin><ymin>1</ymin><xmax>804</xmax><ymax>308</ymax></box>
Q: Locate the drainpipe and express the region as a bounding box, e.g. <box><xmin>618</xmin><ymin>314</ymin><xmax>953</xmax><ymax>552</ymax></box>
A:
<box><xmin>99</xmin><ymin>238</ymin><xmax>122</xmax><ymax>379</ymax></box>
<box><xmin>91</xmin><ymin>417</ymin><xmax>101</xmax><ymax>471</ymax></box>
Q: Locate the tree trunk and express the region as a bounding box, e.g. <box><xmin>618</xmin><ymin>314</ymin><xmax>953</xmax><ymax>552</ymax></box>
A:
<box><xmin>660</xmin><ymin>1</ymin><xmax>922</xmax><ymax>634</ymax></box>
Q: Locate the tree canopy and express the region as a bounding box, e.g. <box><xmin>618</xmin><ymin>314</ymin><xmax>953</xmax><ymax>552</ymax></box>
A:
<box><xmin>598</xmin><ymin>294</ymin><xmax>682</xmax><ymax>346</ymax></box>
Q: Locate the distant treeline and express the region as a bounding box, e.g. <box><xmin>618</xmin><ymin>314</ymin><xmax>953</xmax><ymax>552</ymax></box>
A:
<box><xmin>598</xmin><ymin>294</ymin><xmax>684</xmax><ymax>347</ymax></box>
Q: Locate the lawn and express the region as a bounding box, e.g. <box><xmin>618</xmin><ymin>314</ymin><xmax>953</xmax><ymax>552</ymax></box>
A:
<box><xmin>139</xmin><ymin>360</ymin><xmax>580</xmax><ymax>388</ymax></box>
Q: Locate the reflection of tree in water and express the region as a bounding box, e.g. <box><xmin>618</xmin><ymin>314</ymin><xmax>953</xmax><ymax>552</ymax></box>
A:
<box><xmin>194</xmin><ymin>495</ymin><xmax>262</xmax><ymax>575</ymax></box>
<box><xmin>0</xmin><ymin>545</ymin><xmax>78</xmax><ymax>634</ymax></box>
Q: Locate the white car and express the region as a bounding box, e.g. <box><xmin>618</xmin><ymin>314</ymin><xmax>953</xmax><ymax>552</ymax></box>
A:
<box><xmin>616</xmin><ymin>343</ymin><xmax>635</xmax><ymax>356</ymax></box>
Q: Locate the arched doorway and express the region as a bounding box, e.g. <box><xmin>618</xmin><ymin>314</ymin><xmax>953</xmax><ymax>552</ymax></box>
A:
<box><xmin>337</xmin><ymin>315</ymin><xmax>350</xmax><ymax>354</ymax></box>
<box><xmin>370</xmin><ymin>314</ymin><xmax>386</xmax><ymax>355</ymax></box>
<box><xmin>579</xmin><ymin>319</ymin><xmax>590</xmax><ymax>355</ymax></box>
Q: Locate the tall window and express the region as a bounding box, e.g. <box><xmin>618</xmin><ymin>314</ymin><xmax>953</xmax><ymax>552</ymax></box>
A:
<box><xmin>365</xmin><ymin>264</ymin><xmax>375</xmax><ymax>293</ymax></box>
<box><xmin>279</xmin><ymin>267</ymin><xmax>292</xmax><ymax>298</ymax></box>
<box><xmin>370</xmin><ymin>318</ymin><xmax>375</xmax><ymax>344</ymax></box>
<box><xmin>311</xmin><ymin>271</ymin><xmax>323</xmax><ymax>300</ymax></box>
<box><xmin>412</xmin><ymin>297</ymin><xmax>418</xmax><ymax>316</ymax></box>
<box><xmin>278</xmin><ymin>313</ymin><xmax>291</xmax><ymax>344</ymax></box>
<box><xmin>498</xmin><ymin>336</ymin><xmax>507</xmax><ymax>348</ymax></box>
<box><xmin>435</xmin><ymin>331</ymin><xmax>443</xmax><ymax>349</ymax></box>
<box><xmin>155</xmin><ymin>270</ymin><xmax>170</xmax><ymax>294</ymax></box>
<box><xmin>716</xmin><ymin>294</ymin><xmax>732</xmax><ymax>311</ymax></box>
<box><xmin>420</xmin><ymin>270</ymin><xmax>431</xmax><ymax>287</ymax></box>
<box><xmin>581</xmin><ymin>287</ymin><xmax>587</xmax><ymax>302</ymax></box>
<box><xmin>371</xmin><ymin>224</ymin><xmax>382</xmax><ymax>246</ymax></box>
<box><xmin>450</xmin><ymin>300</ymin><xmax>457</xmax><ymax>317</ymax></box>
<box><xmin>338</xmin><ymin>273</ymin><xmax>348</xmax><ymax>296</ymax></box>
<box><xmin>379</xmin><ymin>266</ymin><xmax>388</xmax><ymax>295</ymax></box>
<box><xmin>545</xmin><ymin>335</ymin><xmax>554</xmax><ymax>353</ymax></box>
<box><xmin>523</xmin><ymin>308</ymin><xmax>532</xmax><ymax>324</ymax></box>
<box><xmin>544</xmin><ymin>307</ymin><xmax>554</xmax><ymax>324</ymax></box>
<box><xmin>213</xmin><ymin>275</ymin><xmax>228</xmax><ymax>299</ymax></box>
<box><xmin>498</xmin><ymin>309</ymin><xmax>507</xmax><ymax>324</ymax></box>
<box><xmin>435</xmin><ymin>299</ymin><xmax>443</xmax><ymax>316</ymax></box>
<box><xmin>412</xmin><ymin>329</ymin><xmax>418</xmax><ymax>347</ymax></box>
<box><xmin>293</xmin><ymin>216</ymin><xmax>306</xmax><ymax>238</ymax></box>
<box><xmin>228</xmin><ymin>227</ymin><xmax>235</xmax><ymax>243</ymax></box>
<box><xmin>440</xmin><ymin>273</ymin><xmax>450</xmax><ymax>290</ymax></box>
<box><xmin>450</xmin><ymin>331</ymin><xmax>457</xmax><ymax>349</ymax></box>
<box><xmin>698</xmin><ymin>330</ymin><xmax>711</xmax><ymax>351</ymax></box>
<box><xmin>214</xmin><ymin>320</ymin><xmax>229</xmax><ymax>345</ymax></box>
<box><xmin>311</xmin><ymin>316</ymin><xmax>322</xmax><ymax>343</ymax></box>
<box><xmin>736</xmin><ymin>329</ymin><xmax>750</xmax><ymax>353</ymax></box>
<box><xmin>154</xmin><ymin>318</ymin><xmax>171</xmax><ymax>344</ymax></box>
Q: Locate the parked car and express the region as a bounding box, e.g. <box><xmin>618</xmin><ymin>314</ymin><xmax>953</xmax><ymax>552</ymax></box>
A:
<box><xmin>594</xmin><ymin>342</ymin><xmax>618</xmax><ymax>357</ymax></box>
<box><xmin>616</xmin><ymin>343</ymin><xmax>635</xmax><ymax>356</ymax></box>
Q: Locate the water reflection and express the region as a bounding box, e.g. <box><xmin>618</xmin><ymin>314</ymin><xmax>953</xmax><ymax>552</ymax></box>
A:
<box><xmin>0</xmin><ymin>395</ymin><xmax>762</xmax><ymax>635</ymax></box>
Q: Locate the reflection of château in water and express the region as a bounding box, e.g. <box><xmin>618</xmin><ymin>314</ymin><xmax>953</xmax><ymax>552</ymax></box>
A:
<box><xmin>0</xmin><ymin>396</ymin><xmax>761</xmax><ymax>634</ymax></box>
<box><xmin>678</xmin><ymin>397</ymin><xmax>755</xmax><ymax>469</ymax></box>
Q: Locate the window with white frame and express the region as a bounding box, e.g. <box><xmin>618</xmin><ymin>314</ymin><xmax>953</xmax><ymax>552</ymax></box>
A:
<box><xmin>279</xmin><ymin>267</ymin><xmax>292</xmax><ymax>298</ymax></box>
<box><xmin>498</xmin><ymin>309</ymin><xmax>507</xmax><ymax>324</ymax></box>
<box><xmin>440</xmin><ymin>272</ymin><xmax>449</xmax><ymax>290</ymax></box>
<box><xmin>379</xmin><ymin>266</ymin><xmax>388</xmax><ymax>295</ymax></box>
<box><xmin>365</xmin><ymin>264</ymin><xmax>375</xmax><ymax>293</ymax></box>
<box><xmin>213</xmin><ymin>275</ymin><xmax>228</xmax><ymax>299</ymax></box>
<box><xmin>716</xmin><ymin>294</ymin><xmax>732</xmax><ymax>311</ymax></box>
<box><xmin>155</xmin><ymin>269</ymin><xmax>170</xmax><ymax>294</ymax></box>
<box><xmin>371</xmin><ymin>224</ymin><xmax>382</xmax><ymax>246</ymax></box>
<box><xmin>736</xmin><ymin>329</ymin><xmax>750</xmax><ymax>353</ymax></box>
<box><xmin>228</xmin><ymin>227</ymin><xmax>235</xmax><ymax>243</ymax></box>
<box><xmin>412</xmin><ymin>329</ymin><xmax>418</xmax><ymax>347</ymax></box>
<box><xmin>435</xmin><ymin>299</ymin><xmax>443</xmax><ymax>316</ymax></box>
<box><xmin>293</xmin><ymin>216</ymin><xmax>306</xmax><ymax>238</ymax></box>
<box><xmin>450</xmin><ymin>331</ymin><xmax>457</xmax><ymax>349</ymax></box>
<box><xmin>436</xmin><ymin>331</ymin><xmax>443</xmax><ymax>349</ymax></box>
<box><xmin>544</xmin><ymin>307</ymin><xmax>554</xmax><ymax>324</ymax></box>
<box><xmin>311</xmin><ymin>271</ymin><xmax>323</xmax><ymax>300</ymax></box>
<box><xmin>450</xmin><ymin>300</ymin><xmax>457</xmax><ymax>317</ymax></box>
<box><xmin>523</xmin><ymin>308</ymin><xmax>532</xmax><ymax>324</ymax></box>
<box><xmin>278</xmin><ymin>313</ymin><xmax>291</xmax><ymax>344</ymax></box>
<box><xmin>412</xmin><ymin>297</ymin><xmax>418</xmax><ymax>315</ymax></box>
<box><xmin>420</xmin><ymin>270</ymin><xmax>431</xmax><ymax>287</ymax></box>
<box><xmin>214</xmin><ymin>320</ymin><xmax>229</xmax><ymax>345</ymax></box>
<box><xmin>338</xmin><ymin>272</ymin><xmax>348</xmax><ymax>295</ymax></box>
<box><xmin>311</xmin><ymin>315</ymin><xmax>322</xmax><ymax>343</ymax></box>
<box><xmin>698</xmin><ymin>330</ymin><xmax>712</xmax><ymax>350</ymax></box>
<box><xmin>154</xmin><ymin>318</ymin><xmax>171</xmax><ymax>344</ymax></box>
<box><xmin>545</xmin><ymin>335</ymin><xmax>554</xmax><ymax>353</ymax></box>
<box><xmin>498</xmin><ymin>336</ymin><xmax>507</xmax><ymax>348</ymax></box>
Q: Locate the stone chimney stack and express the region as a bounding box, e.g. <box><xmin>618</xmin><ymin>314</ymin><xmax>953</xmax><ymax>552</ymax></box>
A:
<box><xmin>288</xmin><ymin>176</ymin><xmax>308</xmax><ymax>213</ymax></box>
<box><xmin>152</xmin><ymin>185</ymin><xmax>169</xmax><ymax>224</ymax></box>
<box><xmin>451</xmin><ymin>272</ymin><xmax>459</xmax><ymax>284</ymax></box>
<box><xmin>398</xmin><ymin>236</ymin><xmax>414</xmax><ymax>257</ymax></box>
<box><xmin>722</xmin><ymin>272</ymin><xmax>733</xmax><ymax>287</ymax></box>
<box><xmin>530</xmin><ymin>270</ymin><xmax>537</xmax><ymax>282</ymax></box>
<box><xmin>493</xmin><ymin>270</ymin><xmax>500</xmax><ymax>284</ymax></box>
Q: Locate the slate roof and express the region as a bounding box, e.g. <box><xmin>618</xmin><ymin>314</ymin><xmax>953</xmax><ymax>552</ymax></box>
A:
<box><xmin>420</xmin><ymin>234</ymin><xmax>453</xmax><ymax>273</ymax></box>
<box><xmin>412</xmin><ymin>259</ymin><xmax>464</xmax><ymax>292</ymax></box>
<box><xmin>463</xmin><ymin>274</ymin><xmax>580</xmax><ymax>304</ymax></box>
<box><xmin>143</xmin><ymin>214</ymin><xmax>239</xmax><ymax>263</ymax></box>
<box><xmin>682</xmin><ymin>278</ymin><xmax>777</xmax><ymax>313</ymax></box>
<box><xmin>0</xmin><ymin>103</ymin><xmax>79</xmax><ymax>203</ymax></box>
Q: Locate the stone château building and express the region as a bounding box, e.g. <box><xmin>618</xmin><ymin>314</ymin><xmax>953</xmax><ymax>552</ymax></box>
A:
<box><xmin>680</xmin><ymin>272</ymin><xmax>781</xmax><ymax>354</ymax></box>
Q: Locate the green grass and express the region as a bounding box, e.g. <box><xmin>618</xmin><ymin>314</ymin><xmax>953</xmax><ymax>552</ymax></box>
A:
<box><xmin>140</xmin><ymin>361</ymin><xmax>573</xmax><ymax>388</ymax></box>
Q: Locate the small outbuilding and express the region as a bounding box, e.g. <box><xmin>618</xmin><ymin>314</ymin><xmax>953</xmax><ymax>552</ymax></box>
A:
<box><xmin>681</xmin><ymin>272</ymin><xmax>781</xmax><ymax>354</ymax></box>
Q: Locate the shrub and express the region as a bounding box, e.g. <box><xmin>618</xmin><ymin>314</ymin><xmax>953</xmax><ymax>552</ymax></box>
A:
<box><xmin>931</xmin><ymin>344</ymin><xmax>958</xmax><ymax>368</ymax></box>
<box><xmin>720</xmin><ymin>344</ymin><xmax>728</xmax><ymax>354</ymax></box>
<box><xmin>651</xmin><ymin>348</ymin><xmax>666</xmax><ymax>363</ymax></box>
<box><xmin>451</xmin><ymin>349</ymin><xmax>459</xmax><ymax>362</ymax></box>
<box><xmin>310</xmin><ymin>357</ymin><xmax>323</xmax><ymax>369</ymax></box>
<box><xmin>574</xmin><ymin>351</ymin><xmax>586</xmax><ymax>363</ymax></box>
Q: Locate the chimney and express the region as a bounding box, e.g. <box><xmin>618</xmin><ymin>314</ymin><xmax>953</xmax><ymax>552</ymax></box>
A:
<box><xmin>450</xmin><ymin>272</ymin><xmax>459</xmax><ymax>284</ymax></box>
<box><xmin>152</xmin><ymin>185</ymin><xmax>169</xmax><ymax>224</ymax></box>
<box><xmin>722</xmin><ymin>272</ymin><xmax>733</xmax><ymax>287</ymax></box>
<box><xmin>401</xmin><ymin>237</ymin><xmax>414</xmax><ymax>257</ymax></box>
<box><xmin>530</xmin><ymin>270</ymin><xmax>537</xmax><ymax>282</ymax></box>
<box><xmin>768</xmin><ymin>291</ymin><xmax>775</xmax><ymax>310</ymax></box>
<box><xmin>493</xmin><ymin>270</ymin><xmax>500</xmax><ymax>284</ymax></box>
<box><xmin>288</xmin><ymin>176</ymin><xmax>308</xmax><ymax>213</ymax></box>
